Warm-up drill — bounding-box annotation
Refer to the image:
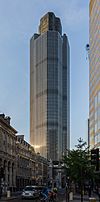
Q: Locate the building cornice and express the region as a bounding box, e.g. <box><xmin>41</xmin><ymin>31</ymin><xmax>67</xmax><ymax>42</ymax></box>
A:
<box><xmin>0</xmin><ymin>117</ymin><xmax>17</xmax><ymax>134</ymax></box>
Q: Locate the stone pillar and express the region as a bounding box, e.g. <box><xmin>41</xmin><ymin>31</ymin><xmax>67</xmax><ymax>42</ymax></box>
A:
<box><xmin>13</xmin><ymin>167</ymin><xmax>16</xmax><ymax>188</ymax></box>
<box><xmin>5</xmin><ymin>163</ymin><xmax>8</xmax><ymax>186</ymax></box>
<box><xmin>9</xmin><ymin>164</ymin><xmax>12</xmax><ymax>188</ymax></box>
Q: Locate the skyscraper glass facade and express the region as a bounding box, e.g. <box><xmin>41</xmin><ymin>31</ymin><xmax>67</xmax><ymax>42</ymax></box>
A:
<box><xmin>89</xmin><ymin>0</ymin><xmax>100</xmax><ymax>148</ymax></box>
<box><xmin>30</xmin><ymin>12</ymin><xmax>70</xmax><ymax>160</ymax></box>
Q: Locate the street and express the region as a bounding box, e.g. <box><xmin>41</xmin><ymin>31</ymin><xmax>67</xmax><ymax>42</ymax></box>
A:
<box><xmin>0</xmin><ymin>198</ymin><xmax>64</xmax><ymax>202</ymax></box>
<box><xmin>0</xmin><ymin>195</ymin><xmax>65</xmax><ymax>202</ymax></box>
<box><xmin>9</xmin><ymin>199</ymin><xmax>40</xmax><ymax>202</ymax></box>
<box><xmin>0</xmin><ymin>188</ymin><xmax>67</xmax><ymax>202</ymax></box>
<box><xmin>0</xmin><ymin>193</ymin><xmax>99</xmax><ymax>202</ymax></box>
<box><xmin>0</xmin><ymin>197</ymin><xmax>41</xmax><ymax>202</ymax></box>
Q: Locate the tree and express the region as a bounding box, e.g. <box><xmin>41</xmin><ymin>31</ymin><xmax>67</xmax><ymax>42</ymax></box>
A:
<box><xmin>63</xmin><ymin>138</ymin><xmax>95</xmax><ymax>202</ymax></box>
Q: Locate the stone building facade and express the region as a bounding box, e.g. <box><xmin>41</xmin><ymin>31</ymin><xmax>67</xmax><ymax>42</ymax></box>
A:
<box><xmin>0</xmin><ymin>114</ymin><xmax>49</xmax><ymax>192</ymax></box>
<box><xmin>16</xmin><ymin>135</ymin><xmax>36</xmax><ymax>190</ymax></box>
<box><xmin>0</xmin><ymin>114</ymin><xmax>17</xmax><ymax>192</ymax></box>
<box><xmin>16</xmin><ymin>135</ymin><xmax>49</xmax><ymax>190</ymax></box>
<box><xmin>35</xmin><ymin>153</ymin><xmax>49</xmax><ymax>185</ymax></box>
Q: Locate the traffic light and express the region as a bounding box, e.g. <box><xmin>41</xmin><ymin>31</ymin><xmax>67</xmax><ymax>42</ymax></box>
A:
<box><xmin>91</xmin><ymin>148</ymin><xmax>99</xmax><ymax>171</ymax></box>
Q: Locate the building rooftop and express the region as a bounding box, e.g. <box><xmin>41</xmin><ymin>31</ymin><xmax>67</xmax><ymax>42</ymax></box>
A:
<box><xmin>39</xmin><ymin>12</ymin><xmax>62</xmax><ymax>35</ymax></box>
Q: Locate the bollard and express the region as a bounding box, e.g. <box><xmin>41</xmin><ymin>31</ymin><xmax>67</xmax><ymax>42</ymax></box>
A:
<box><xmin>7</xmin><ymin>190</ymin><xmax>10</xmax><ymax>198</ymax></box>
<box><xmin>69</xmin><ymin>192</ymin><xmax>73</xmax><ymax>201</ymax></box>
<box><xmin>89</xmin><ymin>197</ymin><xmax>96</xmax><ymax>202</ymax></box>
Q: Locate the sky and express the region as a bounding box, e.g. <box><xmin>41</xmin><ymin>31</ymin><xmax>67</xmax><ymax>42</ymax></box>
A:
<box><xmin>0</xmin><ymin>0</ymin><xmax>89</xmax><ymax>148</ymax></box>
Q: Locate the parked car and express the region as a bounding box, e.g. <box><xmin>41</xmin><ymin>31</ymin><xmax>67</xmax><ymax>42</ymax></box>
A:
<box><xmin>30</xmin><ymin>185</ymin><xmax>45</xmax><ymax>196</ymax></box>
<box><xmin>21</xmin><ymin>186</ymin><xmax>40</xmax><ymax>199</ymax></box>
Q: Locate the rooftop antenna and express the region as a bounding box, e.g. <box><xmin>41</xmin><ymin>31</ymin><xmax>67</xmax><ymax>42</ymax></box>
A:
<box><xmin>86</xmin><ymin>44</ymin><xmax>90</xmax><ymax>60</ymax></box>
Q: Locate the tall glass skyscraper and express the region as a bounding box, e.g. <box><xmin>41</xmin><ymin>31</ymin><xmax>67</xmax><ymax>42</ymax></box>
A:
<box><xmin>30</xmin><ymin>12</ymin><xmax>70</xmax><ymax>160</ymax></box>
<box><xmin>89</xmin><ymin>0</ymin><xmax>100</xmax><ymax>148</ymax></box>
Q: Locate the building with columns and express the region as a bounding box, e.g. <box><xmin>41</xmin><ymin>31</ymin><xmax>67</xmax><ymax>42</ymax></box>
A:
<box><xmin>0</xmin><ymin>114</ymin><xmax>17</xmax><ymax>192</ymax></box>
<box><xmin>35</xmin><ymin>153</ymin><xmax>49</xmax><ymax>185</ymax></box>
<box><xmin>16</xmin><ymin>135</ymin><xmax>36</xmax><ymax>190</ymax></box>
<box><xmin>0</xmin><ymin>114</ymin><xmax>49</xmax><ymax>193</ymax></box>
<box><xmin>16</xmin><ymin>135</ymin><xmax>49</xmax><ymax>190</ymax></box>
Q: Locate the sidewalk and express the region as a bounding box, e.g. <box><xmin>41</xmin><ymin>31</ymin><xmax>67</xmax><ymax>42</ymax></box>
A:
<box><xmin>73</xmin><ymin>193</ymin><xmax>99</xmax><ymax>201</ymax></box>
<box><xmin>0</xmin><ymin>192</ymin><xmax>21</xmax><ymax>201</ymax></box>
<box><xmin>0</xmin><ymin>196</ymin><xmax>18</xmax><ymax>201</ymax></box>
<box><xmin>58</xmin><ymin>191</ymin><xmax>99</xmax><ymax>202</ymax></box>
